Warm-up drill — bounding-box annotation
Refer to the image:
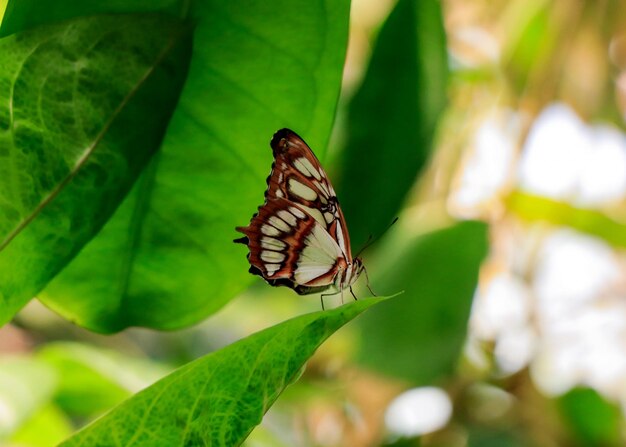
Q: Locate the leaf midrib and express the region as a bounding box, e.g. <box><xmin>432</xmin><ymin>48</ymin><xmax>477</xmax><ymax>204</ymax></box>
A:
<box><xmin>0</xmin><ymin>21</ymin><xmax>187</xmax><ymax>254</ymax></box>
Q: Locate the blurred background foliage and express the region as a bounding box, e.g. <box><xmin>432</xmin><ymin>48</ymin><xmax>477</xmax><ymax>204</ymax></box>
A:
<box><xmin>2</xmin><ymin>0</ymin><xmax>626</xmax><ymax>445</ymax></box>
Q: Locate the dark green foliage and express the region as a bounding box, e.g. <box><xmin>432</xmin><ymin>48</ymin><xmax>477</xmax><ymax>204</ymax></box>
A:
<box><xmin>358</xmin><ymin>221</ymin><xmax>487</xmax><ymax>382</ymax></box>
<box><xmin>0</xmin><ymin>0</ymin><xmax>181</xmax><ymax>36</ymax></box>
<box><xmin>558</xmin><ymin>388</ymin><xmax>622</xmax><ymax>447</ymax></box>
<box><xmin>335</xmin><ymin>0</ymin><xmax>448</xmax><ymax>249</ymax></box>
<box><xmin>0</xmin><ymin>14</ymin><xmax>192</xmax><ymax>326</ymax></box>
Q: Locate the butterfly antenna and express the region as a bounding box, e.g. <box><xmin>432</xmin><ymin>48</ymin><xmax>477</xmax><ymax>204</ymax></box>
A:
<box><xmin>349</xmin><ymin>286</ymin><xmax>358</xmax><ymax>301</ymax></box>
<box><xmin>355</xmin><ymin>217</ymin><xmax>399</xmax><ymax>258</ymax></box>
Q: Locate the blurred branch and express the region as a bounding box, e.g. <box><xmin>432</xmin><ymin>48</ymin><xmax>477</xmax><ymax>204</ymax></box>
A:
<box><xmin>506</xmin><ymin>190</ymin><xmax>626</xmax><ymax>247</ymax></box>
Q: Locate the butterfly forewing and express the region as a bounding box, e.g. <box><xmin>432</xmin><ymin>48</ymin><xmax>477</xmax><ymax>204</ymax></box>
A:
<box><xmin>235</xmin><ymin>128</ymin><xmax>363</xmax><ymax>295</ymax></box>
<box><xmin>267</xmin><ymin>129</ymin><xmax>353</xmax><ymax>260</ymax></box>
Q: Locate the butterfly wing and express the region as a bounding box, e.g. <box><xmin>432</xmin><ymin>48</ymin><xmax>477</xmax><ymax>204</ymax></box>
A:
<box><xmin>235</xmin><ymin>197</ymin><xmax>347</xmax><ymax>294</ymax></box>
<box><xmin>235</xmin><ymin>128</ymin><xmax>361</xmax><ymax>294</ymax></box>
<box><xmin>267</xmin><ymin>129</ymin><xmax>353</xmax><ymax>261</ymax></box>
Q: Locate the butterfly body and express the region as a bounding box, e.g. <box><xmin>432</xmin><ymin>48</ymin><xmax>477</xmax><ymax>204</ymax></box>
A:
<box><xmin>235</xmin><ymin>129</ymin><xmax>364</xmax><ymax>296</ymax></box>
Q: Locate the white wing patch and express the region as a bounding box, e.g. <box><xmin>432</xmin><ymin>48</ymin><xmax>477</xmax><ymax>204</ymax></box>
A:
<box><xmin>261</xmin><ymin>251</ymin><xmax>285</xmax><ymax>263</ymax></box>
<box><xmin>261</xmin><ymin>224</ymin><xmax>280</xmax><ymax>236</ymax></box>
<box><xmin>269</xmin><ymin>216</ymin><xmax>290</xmax><ymax>232</ymax></box>
<box><xmin>299</xmin><ymin>204</ymin><xmax>325</xmax><ymax>227</ymax></box>
<box><xmin>335</xmin><ymin>223</ymin><xmax>347</xmax><ymax>256</ymax></box>
<box><xmin>265</xmin><ymin>263</ymin><xmax>280</xmax><ymax>276</ymax></box>
<box><xmin>313</xmin><ymin>180</ymin><xmax>330</xmax><ymax>197</ymax></box>
<box><xmin>277</xmin><ymin>209</ymin><xmax>297</xmax><ymax>226</ymax></box>
<box><xmin>288</xmin><ymin>178</ymin><xmax>317</xmax><ymax>201</ymax></box>
<box><xmin>289</xmin><ymin>206</ymin><xmax>306</xmax><ymax>218</ymax></box>
<box><xmin>294</xmin><ymin>222</ymin><xmax>343</xmax><ymax>285</ymax></box>
<box><xmin>294</xmin><ymin>157</ymin><xmax>322</xmax><ymax>180</ymax></box>
<box><xmin>261</xmin><ymin>237</ymin><xmax>285</xmax><ymax>250</ymax></box>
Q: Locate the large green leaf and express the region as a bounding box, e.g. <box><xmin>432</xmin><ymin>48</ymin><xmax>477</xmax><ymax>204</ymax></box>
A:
<box><xmin>335</xmin><ymin>0</ymin><xmax>448</xmax><ymax>249</ymax></box>
<box><xmin>41</xmin><ymin>1</ymin><xmax>350</xmax><ymax>332</ymax></box>
<box><xmin>357</xmin><ymin>221</ymin><xmax>487</xmax><ymax>383</ymax></box>
<box><xmin>0</xmin><ymin>15</ymin><xmax>192</xmax><ymax>326</ymax></box>
<box><xmin>59</xmin><ymin>298</ymin><xmax>386</xmax><ymax>446</ymax></box>
<box><xmin>0</xmin><ymin>0</ymin><xmax>181</xmax><ymax>36</ymax></box>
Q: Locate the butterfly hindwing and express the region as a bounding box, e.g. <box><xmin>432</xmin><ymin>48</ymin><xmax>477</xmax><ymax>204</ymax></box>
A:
<box><xmin>235</xmin><ymin>198</ymin><xmax>345</xmax><ymax>294</ymax></box>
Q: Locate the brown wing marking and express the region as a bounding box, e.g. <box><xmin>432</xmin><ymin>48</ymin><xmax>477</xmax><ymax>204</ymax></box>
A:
<box><xmin>235</xmin><ymin>198</ymin><xmax>338</xmax><ymax>294</ymax></box>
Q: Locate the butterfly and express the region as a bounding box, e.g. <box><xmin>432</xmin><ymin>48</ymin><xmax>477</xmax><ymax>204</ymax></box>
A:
<box><xmin>234</xmin><ymin>128</ymin><xmax>369</xmax><ymax>302</ymax></box>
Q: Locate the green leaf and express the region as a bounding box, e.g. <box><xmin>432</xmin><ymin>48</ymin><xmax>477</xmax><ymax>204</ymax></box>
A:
<box><xmin>9</xmin><ymin>404</ymin><xmax>73</xmax><ymax>447</ymax></box>
<box><xmin>558</xmin><ymin>387</ymin><xmax>622</xmax><ymax>446</ymax></box>
<box><xmin>0</xmin><ymin>356</ymin><xmax>57</xmax><ymax>440</ymax></box>
<box><xmin>0</xmin><ymin>0</ymin><xmax>181</xmax><ymax>36</ymax></box>
<box><xmin>357</xmin><ymin>221</ymin><xmax>487</xmax><ymax>383</ymax></box>
<box><xmin>37</xmin><ymin>342</ymin><xmax>169</xmax><ymax>416</ymax></box>
<box><xmin>335</xmin><ymin>0</ymin><xmax>448</xmax><ymax>249</ymax></box>
<box><xmin>0</xmin><ymin>14</ymin><xmax>192</xmax><ymax>325</ymax></box>
<box><xmin>0</xmin><ymin>1</ymin><xmax>7</xmax><ymax>29</ymax></box>
<box><xmin>59</xmin><ymin>298</ymin><xmax>387</xmax><ymax>447</ymax></box>
<box><xmin>41</xmin><ymin>1</ymin><xmax>350</xmax><ymax>332</ymax></box>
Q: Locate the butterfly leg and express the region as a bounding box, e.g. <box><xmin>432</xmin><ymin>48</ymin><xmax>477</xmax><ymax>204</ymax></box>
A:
<box><xmin>363</xmin><ymin>266</ymin><xmax>377</xmax><ymax>296</ymax></box>
<box><xmin>349</xmin><ymin>286</ymin><xmax>358</xmax><ymax>301</ymax></box>
<box><xmin>321</xmin><ymin>290</ymin><xmax>342</xmax><ymax>310</ymax></box>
